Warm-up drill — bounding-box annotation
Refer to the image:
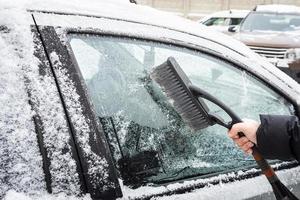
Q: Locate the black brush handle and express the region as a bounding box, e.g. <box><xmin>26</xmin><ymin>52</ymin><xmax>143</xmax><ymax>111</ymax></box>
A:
<box><xmin>230</xmin><ymin>119</ymin><xmax>280</xmax><ymax>185</ymax></box>
<box><xmin>233</xmin><ymin>124</ymin><xmax>298</xmax><ymax>199</ymax></box>
<box><xmin>190</xmin><ymin>85</ymin><xmax>298</xmax><ymax>200</ymax></box>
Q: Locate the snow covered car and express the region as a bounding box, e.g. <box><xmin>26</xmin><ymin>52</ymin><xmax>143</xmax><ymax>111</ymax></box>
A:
<box><xmin>2</xmin><ymin>1</ymin><xmax>300</xmax><ymax>200</ymax></box>
<box><xmin>198</xmin><ymin>10</ymin><xmax>249</xmax><ymax>35</ymax></box>
<box><xmin>230</xmin><ymin>4</ymin><xmax>300</xmax><ymax>82</ymax></box>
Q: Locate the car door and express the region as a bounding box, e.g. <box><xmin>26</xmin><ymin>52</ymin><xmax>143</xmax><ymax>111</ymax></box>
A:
<box><xmin>32</xmin><ymin>11</ymin><xmax>300</xmax><ymax>200</ymax></box>
<box><xmin>67</xmin><ymin>34</ymin><xmax>300</xmax><ymax>200</ymax></box>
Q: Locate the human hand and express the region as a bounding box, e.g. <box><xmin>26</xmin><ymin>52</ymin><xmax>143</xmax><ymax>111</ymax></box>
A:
<box><xmin>228</xmin><ymin>119</ymin><xmax>260</xmax><ymax>154</ymax></box>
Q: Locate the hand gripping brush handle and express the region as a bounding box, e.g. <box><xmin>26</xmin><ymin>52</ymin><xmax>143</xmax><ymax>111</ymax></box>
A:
<box><xmin>150</xmin><ymin>57</ymin><xmax>298</xmax><ymax>200</ymax></box>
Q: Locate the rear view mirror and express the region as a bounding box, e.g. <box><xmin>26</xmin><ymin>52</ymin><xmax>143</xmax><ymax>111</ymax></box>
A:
<box><xmin>228</xmin><ymin>26</ymin><xmax>237</xmax><ymax>32</ymax></box>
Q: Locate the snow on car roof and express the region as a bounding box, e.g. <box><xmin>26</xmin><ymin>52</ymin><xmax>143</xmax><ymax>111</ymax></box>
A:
<box><xmin>23</xmin><ymin>0</ymin><xmax>258</xmax><ymax>59</ymax></box>
<box><xmin>2</xmin><ymin>1</ymin><xmax>300</xmax><ymax>98</ymax></box>
<box><xmin>254</xmin><ymin>4</ymin><xmax>300</xmax><ymax>14</ymax></box>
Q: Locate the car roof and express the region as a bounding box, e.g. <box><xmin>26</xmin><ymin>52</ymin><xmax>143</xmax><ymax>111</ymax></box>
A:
<box><xmin>24</xmin><ymin>0</ymin><xmax>258</xmax><ymax>59</ymax></box>
<box><xmin>254</xmin><ymin>4</ymin><xmax>300</xmax><ymax>14</ymax></box>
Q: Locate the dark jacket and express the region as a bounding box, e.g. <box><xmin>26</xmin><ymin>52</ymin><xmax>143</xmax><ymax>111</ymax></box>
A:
<box><xmin>257</xmin><ymin>114</ymin><xmax>300</xmax><ymax>161</ymax></box>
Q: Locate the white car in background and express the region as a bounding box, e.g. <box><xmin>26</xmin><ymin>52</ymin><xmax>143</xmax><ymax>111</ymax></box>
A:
<box><xmin>199</xmin><ymin>9</ymin><xmax>249</xmax><ymax>34</ymax></box>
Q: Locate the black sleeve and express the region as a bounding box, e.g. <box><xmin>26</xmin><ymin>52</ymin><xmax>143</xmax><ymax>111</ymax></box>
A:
<box><xmin>256</xmin><ymin>114</ymin><xmax>300</xmax><ymax>162</ymax></box>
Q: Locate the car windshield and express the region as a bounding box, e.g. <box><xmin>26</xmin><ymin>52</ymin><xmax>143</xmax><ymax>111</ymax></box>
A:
<box><xmin>240</xmin><ymin>12</ymin><xmax>300</xmax><ymax>32</ymax></box>
<box><xmin>203</xmin><ymin>17</ymin><xmax>226</xmax><ymax>26</ymax></box>
<box><xmin>203</xmin><ymin>17</ymin><xmax>243</xmax><ymax>26</ymax></box>
<box><xmin>230</xmin><ymin>18</ymin><xmax>243</xmax><ymax>25</ymax></box>
<box><xmin>69</xmin><ymin>35</ymin><xmax>293</xmax><ymax>186</ymax></box>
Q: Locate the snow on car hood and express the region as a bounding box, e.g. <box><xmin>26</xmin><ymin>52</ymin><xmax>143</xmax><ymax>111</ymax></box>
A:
<box><xmin>235</xmin><ymin>30</ymin><xmax>300</xmax><ymax>48</ymax></box>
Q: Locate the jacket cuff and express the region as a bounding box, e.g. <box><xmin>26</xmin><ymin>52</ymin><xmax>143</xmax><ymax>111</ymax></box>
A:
<box><xmin>257</xmin><ymin>114</ymin><xmax>293</xmax><ymax>160</ymax></box>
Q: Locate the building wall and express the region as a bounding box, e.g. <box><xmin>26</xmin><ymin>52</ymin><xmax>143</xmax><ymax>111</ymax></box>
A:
<box><xmin>137</xmin><ymin>0</ymin><xmax>300</xmax><ymax>20</ymax></box>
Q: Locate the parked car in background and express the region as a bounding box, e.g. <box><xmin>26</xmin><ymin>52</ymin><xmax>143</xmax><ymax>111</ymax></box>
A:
<box><xmin>2</xmin><ymin>0</ymin><xmax>300</xmax><ymax>200</ymax></box>
<box><xmin>198</xmin><ymin>9</ymin><xmax>249</xmax><ymax>34</ymax></box>
<box><xmin>229</xmin><ymin>4</ymin><xmax>300</xmax><ymax>82</ymax></box>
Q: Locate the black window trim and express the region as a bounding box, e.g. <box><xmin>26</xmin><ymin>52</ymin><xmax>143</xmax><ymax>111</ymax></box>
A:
<box><xmin>64</xmin><ymin>28</ymin><xmax>299</xmax><ymax>198</ymax></box>
<box><xmin>34</xmin><ymin>25</ymin><xmax>123</xmax><ymax>200</ymax></box>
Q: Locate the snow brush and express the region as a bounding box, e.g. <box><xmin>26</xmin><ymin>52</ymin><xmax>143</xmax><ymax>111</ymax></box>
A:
<box><xmin>150</xmin><ymin>57</ymin><xmax>298</xmax><ymax>200</ymax></box>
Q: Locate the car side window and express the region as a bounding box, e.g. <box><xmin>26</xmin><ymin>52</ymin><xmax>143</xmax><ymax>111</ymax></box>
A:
<box><xmin>69</xmin><ymin>35</ymin><xmax>293</xmax><ymax>187</ymax></box>
<box><xmin>203</xmin><ymin>17</ymin><xmax>226</xmax><ymax>26</ymax></box>
<box><xmin>230</xmin><ymin>18</ymin><xmax>243</xmax><ymax>26</ymax></box>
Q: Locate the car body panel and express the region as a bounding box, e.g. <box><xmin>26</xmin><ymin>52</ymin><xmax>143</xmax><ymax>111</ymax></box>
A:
<box><xmin>235</xmin><ymin>31</ymin><xmax>300</xmax><ymax>48</ymax></box>
<box><xmin>0</xmin><ymin>11</ymin><xmax>47</xmax><ymax>198</ymax></box>
<box><xmin>125</xmin><ymin>164</ymin><xmax>300</xmax><ymax>200</ymax></box>
<box><xmin>0</xmin><ymin>10</ymin><xmax>87</xmax><ymax>198</ymax></box>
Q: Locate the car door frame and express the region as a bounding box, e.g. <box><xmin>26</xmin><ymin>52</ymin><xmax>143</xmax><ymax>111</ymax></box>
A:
<box><xmin>32</xmin><ymin>11</ymin><xmax>300</xmax><ymax>200</ymax></box>
<box><xmin>65</xmin><ymin>29</ymin><xmax>300</xmax><ymax>200</ymax></box>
